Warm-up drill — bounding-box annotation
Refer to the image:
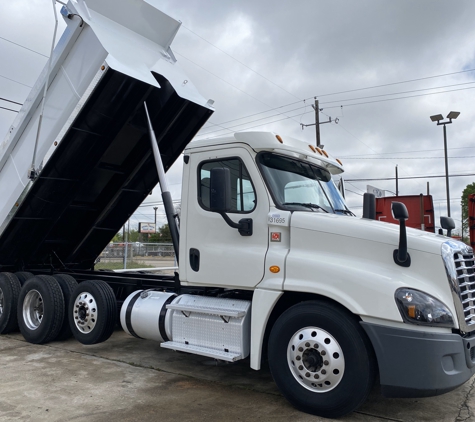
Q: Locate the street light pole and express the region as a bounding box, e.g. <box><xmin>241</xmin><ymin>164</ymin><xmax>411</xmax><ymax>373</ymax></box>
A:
<box><xmin>442</xmin><ymin>123</ymin><xmax>450</xmax><ymax>217</ymax></box>
<box><xmin>430</xmin><ymin>111</ymin><xmax>460</xmax><ymax>218</ymax></box>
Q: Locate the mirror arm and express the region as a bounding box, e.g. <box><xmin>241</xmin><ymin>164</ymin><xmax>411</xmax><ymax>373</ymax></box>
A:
<box><xmin>219</xmin><ymin>212</ymin><xmax>253</xmax><ymax>236</ymax></box>
<box><xmin>393</xmin><ymin>218</ymin><xmax>411</xmax><ymax>267</ymax></box>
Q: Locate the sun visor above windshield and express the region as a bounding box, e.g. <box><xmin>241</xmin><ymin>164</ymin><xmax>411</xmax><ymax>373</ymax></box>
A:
<box><xmin>234</xmin><ymin>131</ymin><xmax>344</xmax><ymax>175</ymax></box>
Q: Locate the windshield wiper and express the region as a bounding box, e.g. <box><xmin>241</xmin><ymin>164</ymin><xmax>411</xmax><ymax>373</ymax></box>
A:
<box><xmin>334</xmin><ymin>209</ymin><xmax>356</xmax><ymax>216</ymax></box>
<box><xmin>283</xmin><ymin>202</ymin><xmax>329</xmax><ymax>213</ymax></box>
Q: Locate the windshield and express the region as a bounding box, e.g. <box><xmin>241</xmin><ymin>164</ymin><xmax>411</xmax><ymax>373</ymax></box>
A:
<box><xmin>257</xmin><ymin>152</ymin><xmax>352</xmax><ymax>215</ymax></box>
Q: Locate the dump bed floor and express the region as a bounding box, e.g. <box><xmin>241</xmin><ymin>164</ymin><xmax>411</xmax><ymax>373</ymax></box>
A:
<box><xmin>0</xmin><ymin>69</ymin><xmax>211</xmax><ymax>271</ymax></box>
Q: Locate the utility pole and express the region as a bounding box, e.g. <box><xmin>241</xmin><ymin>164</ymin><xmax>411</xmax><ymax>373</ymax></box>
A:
<box><xmin>300</xmin><ymin>98</ymin><xmax>338</xmax><ymax>147</ymax></box>
<box><xmin>153</xmin><ymin>207</ymin><xmax>158</xmax><ymax>232</ymax></box>
<box><xmin>314</xmin><ymin>99</ymin><xmax>321</xmax><ymax>147</ymax></box>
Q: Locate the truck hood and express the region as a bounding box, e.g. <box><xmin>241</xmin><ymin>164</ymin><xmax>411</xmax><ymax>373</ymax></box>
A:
<box><xmin>291</xmin><ymin>212</ymin><xmax>450</xmax><ymax>256</ymax></box>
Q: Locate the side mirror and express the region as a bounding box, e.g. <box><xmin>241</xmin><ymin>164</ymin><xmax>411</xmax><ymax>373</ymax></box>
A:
<box><xmin>209</xmin><ymin>167</ymin><xmax>252</xmax><ymax>236</ymax></box>
<box><xmin>391</xmin><ymin>202</ymin><xmax>409</xmax><ymax>221</ymax></box>
<box><xmin>363</xmin><ymin>193</ymin><xmax>376</xmax><ymax>219</ymax></box>
<box><xmin>210</xmin><ymin>167</ymin><xmax>231</xmax><ymax>212</ymax></box>
<box><xmin>440</xmin><ymin>216</ymin><xmax>455</xmax><ymax>237</ymax></box>
<box><xmin>391</xmin><ymin>202</ymin><xmax>411</xmax><ymax>267</ymax></box>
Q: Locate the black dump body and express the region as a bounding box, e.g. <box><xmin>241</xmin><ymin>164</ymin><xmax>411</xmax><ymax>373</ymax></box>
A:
<box><xmin>0</xmin><ymin>69</ymin><xmax>212</xmax><ymax>272</ymax></box>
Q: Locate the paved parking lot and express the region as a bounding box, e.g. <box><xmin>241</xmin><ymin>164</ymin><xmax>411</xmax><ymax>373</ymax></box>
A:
<box><xmin>0</xmin><ymin>329</ymin><xmax>474</xmax><ymax>421</ymax></box>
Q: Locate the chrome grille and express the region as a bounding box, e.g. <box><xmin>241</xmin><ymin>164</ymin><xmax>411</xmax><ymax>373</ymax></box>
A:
<box><xmin>442</xmin><ymin>240</ymin><xmax>475</xmax><ymax>333</ymax></box>
<box><xmin>454</xmin><ymin>252</ymin><xmax>475</xmax><ymax>327</ymax></box>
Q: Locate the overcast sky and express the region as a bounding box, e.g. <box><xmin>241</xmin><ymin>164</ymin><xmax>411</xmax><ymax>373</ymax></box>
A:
<box><xmin>1</xmin><ymin>0</ymin><xmax>474</xmax><ymax>234</ymax></box>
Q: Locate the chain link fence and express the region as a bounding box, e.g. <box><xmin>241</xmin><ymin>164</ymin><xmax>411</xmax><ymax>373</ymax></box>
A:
<box><xmin>97</xmin><ymin>242</ymin><xmax>176</xmax><ymax>270</ymax></box>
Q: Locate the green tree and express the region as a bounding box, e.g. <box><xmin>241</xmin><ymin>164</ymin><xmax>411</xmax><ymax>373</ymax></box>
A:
<box><xmin>149</xmin><ymin>224</ymin><xmax>172</xmax><ymax>243</ymax></box>
<box><xmin>461</xmin><ymin>182</ymin><xmax>475</xmax><ymax>240</ymax></box>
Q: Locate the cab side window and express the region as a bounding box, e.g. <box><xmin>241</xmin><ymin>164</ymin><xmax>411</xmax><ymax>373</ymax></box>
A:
<box><xmin>199</xmin><ymin>158</ymin><xmax>256</xmax><ymax>212</ymax></box>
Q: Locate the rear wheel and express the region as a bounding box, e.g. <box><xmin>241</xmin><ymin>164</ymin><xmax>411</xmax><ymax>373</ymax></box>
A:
<box><xmin>69</xmin><ymin>280</ymin><xmax>117</xmax><ymax>345</ymax></box>
<box><xmin>53</xmin><ymin>274</ymin><xmax>78</xmax><ymax>340</ymax></box>
<box><xmin>268</xmin><ymin>300</ymin><xmax>376</xmax><ymax>419</ymax></box>
<box><xmin>14</xmin><ymin>272</ymin><xmax>34</xmax><ymax>286</ymax></box>
<box><xmin>17</xmin><ymin>275</ymin><xmax>64</xmax><ymax>344</ymax></box>
<box><xmin>0</xmin><ymin>272</ymin><xmax>22</xmax><ymax>334</ymax></box>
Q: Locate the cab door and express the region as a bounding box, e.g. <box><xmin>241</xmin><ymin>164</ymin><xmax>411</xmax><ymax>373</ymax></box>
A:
<box><xmin>183</xmin><ymin>147</ymin><xmax>269</xmax><ymax>288</ymax></box>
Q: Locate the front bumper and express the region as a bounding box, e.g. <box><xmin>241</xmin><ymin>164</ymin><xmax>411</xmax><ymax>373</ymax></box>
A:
<box><xmin>361</xmin><ymin>322</ymin><xmax>475</xmax><ymax>398</ymax></box>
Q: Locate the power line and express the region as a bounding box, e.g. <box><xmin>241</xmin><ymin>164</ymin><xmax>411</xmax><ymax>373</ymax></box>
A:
<box><xmin>319</xmin><ymin>86</ymin><xmax>475</xmax><ymax>111</ymax></box>
<box><xmin>200</xmin><ymin>68</ymin><xmax>475</xmax><ymax>132</ymax></box>
<box><xmin>197</xmin><ymin>85</ymin><xmax>475</xmax><ymax>139</ymax></box>
<box><xmin>0</xmin><ymin>35</ymin><xmax>49</xmax><ymax>58</ymax></box>
<box><xmin>182</xmin><ymin>25</ymin><xmax>300</xmax><ymax>101</ymax></box>
<box><xmin>314</xmin><ymin>68</ymin><xmax>475</xmax><ymax>98</ymax></box>
<box><xmin>174</xmin><ymin>50</ymin><xmax>301</xmax><ymax>126</ymax></box>
<box><xmin>343</xmin><ymin>155</ymin><xmax>475</xmax><ymax>160</ymax></box>
<box><xmin>0</xmin><ymin>106</ymin><xmax>19</xmax><ymax>113</ymax></box>
<box><xmin>345</xmin><ymin>172</ymin><xmax>475</xmax><ymax>182</ymax></box>
<box><xmin>0</xmin><ymin>73</ymin><xmax>32</xmax><ymax>88</ymax></box>
<box><xmin>318</xmin><ymin>81</ymin><xmax>475</xmax><ymax>106</ymax></box>
<box><xmin>340</xmin><ymin>146</ymin><xmax>475</xmax><ymax>158</ymax></box>
<box><xmin>0</xmin><ymin>97</ymin><xmax>22</xmax><ymax>106</ymax></box>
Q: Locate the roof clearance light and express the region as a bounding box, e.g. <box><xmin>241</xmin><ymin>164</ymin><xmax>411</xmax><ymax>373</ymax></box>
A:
<box><xmin>321</xmin><ymin>149</ymin><xmax>329</xmax><ymax>158</ymax></box>
<box><xmin>276</xmin><ymin>135</ymin><xmax>283</xmax><ymax>143</ymax></box>
<box><xmin>336</xmin><ymin>158</ymin><xmax>343</xmax><ymax>166</ymax></box>
<box><xmin>315</xmin><ymin>147</ymin><xmax>323</xmax><ymax>156</ymax></box>
<box><xmin>308</xmin><ymin>145</ymin><xmax>316</xmax><ymax>153</ymax></box>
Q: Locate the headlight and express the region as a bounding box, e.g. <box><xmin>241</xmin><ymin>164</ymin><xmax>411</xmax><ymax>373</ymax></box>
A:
<box><xmin>395</xmin><ymin>288</ymin><xmax>455</xmax><ymax>328</ymax></box>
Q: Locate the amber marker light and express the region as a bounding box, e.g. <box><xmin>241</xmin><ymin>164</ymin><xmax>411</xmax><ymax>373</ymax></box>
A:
<box><xmin>336</xmin><ymin>158</ymin><xmax>343</xmax><ymax>166</ymax></box>
<box><xmin>315</xmin><ymin>147</ymin><xmax>323</xmax><ymax>156</ymax></box>
<box><xmin>321</xmin><ymin>149</ymin><xmax>329</xmax><ymax>158</ymax></box>
<box><xmin>276</xmin><ymin>135</ymin><xmax>283</xmax><ymax>143</ymax></box>
<box><xmin>308</xmin><ymin>145</ymin><xmax>316</xmax><ymax>153</ymax></box>
<box><xmin>407</xmin><ymin>305</ymin><xmax>416</xmax><ymax>319</ymax></box>
<box><xmin>269</xmin><ymin>266</ymin><xmax>280</xmax><ymax>273</ymax></box>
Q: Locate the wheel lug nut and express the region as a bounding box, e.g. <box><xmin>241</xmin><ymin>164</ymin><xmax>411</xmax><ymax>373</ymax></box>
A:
<box><xmin>314</xmin><ymin>374</ymin><xmax>319</xmax><ymax>379</ymax></box>
<box><xmin>296</xmin><ymin>356</ymin><xmax>301</xmax><ymax>361</ymax></box>
<box><xmin>321</xmin><ymin>369</ymin><xmax>327</xmax><ymax>375</ymax></box>
<box><xmin>305</xmin><ymin>342</ymin><xmax>310</xmax><ymax>347</ymax></box>
<box><xmin>298</xmin><ymin>365</ymin><xmax>303</xmax><ymax>370</ymax></box>
<box><xmin>314</xmin><ymin>344</ymin><xmax>319</xmax><ymax>348</ymax></box>
<box><xmin>298</xmin><ymin>347</ymin><xmax>303</xmax><ymax>352</ymax></box>
<box><xmin>75</xmin><ymin>316</ymin><xmax>78</xmax><ymax>319</ymax></box>
<box><xmin>324</xmin><ymin>360</ymin><xmax>329</xmax><ymax>365</ymax></box>
<box><xmin>76</xmin><ymin>304</ymin><xmax>79</xmax><ymax>308</ymax></box>
<box><xmin>321</xmin><ymin>350</ymin><xmax>326</xmax><ymax>356</ymax></box>
<box><xmin>305</xmin><ymin>372</ymin><xmax>310</xmax><ymax>378</ymax></box>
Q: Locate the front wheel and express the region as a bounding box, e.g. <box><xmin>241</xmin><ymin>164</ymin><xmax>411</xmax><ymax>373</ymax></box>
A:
<box><xmin>268</xmin><ymin>300</ymin><xmax>376</xmax><ymax>419</ymax></box>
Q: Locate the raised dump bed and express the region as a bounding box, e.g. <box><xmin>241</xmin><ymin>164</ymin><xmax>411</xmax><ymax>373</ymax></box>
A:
<box><xmin>0</xmin><ymin>0</ymin><xmax>213</xmax><ymax>272</ymax></box>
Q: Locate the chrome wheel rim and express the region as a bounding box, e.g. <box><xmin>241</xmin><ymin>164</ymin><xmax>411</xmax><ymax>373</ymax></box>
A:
<box><xmin>73</xmin><ymin>292</ymin><xmax>97</xmax><ymax>333</ymax></box>
<box><xmin>23</xmin><ymin>290</ymin><xmax>44</xmax><ymax>330</ymax></box>
<box><xmin>287</xmin><ymin>327</ymin><xmax>345</xmax><ymax>393</ymax></box>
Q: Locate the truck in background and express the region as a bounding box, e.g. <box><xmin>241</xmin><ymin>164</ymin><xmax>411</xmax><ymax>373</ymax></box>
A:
<box><xmin>0</xmin><ymin>1</ymin><xmax>475</xmax><ymax>419</ymax></box>
<box><xmin>375</xmin><ymin>194</ymin><xmax>435</xmax><ymax>232</ymax></box>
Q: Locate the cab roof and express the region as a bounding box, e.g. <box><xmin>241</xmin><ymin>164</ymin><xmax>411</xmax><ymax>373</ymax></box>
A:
<box><xmin>186</xmin><ymin>131</ymin><xmax>344</xmax><ymax>175</ymax></box>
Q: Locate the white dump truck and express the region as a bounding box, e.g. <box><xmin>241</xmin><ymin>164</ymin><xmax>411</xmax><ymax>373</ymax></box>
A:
<box><xmin>0</xmin><ymin>0</ymin><xmax>474</xmax><ymax>418</ymax></box>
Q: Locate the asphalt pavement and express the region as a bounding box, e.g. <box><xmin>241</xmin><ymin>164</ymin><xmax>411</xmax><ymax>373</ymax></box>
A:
<box><xmin>0</xmin><ymin>329</ymin><xmax>474</xmax><ymax>422</ymax></box>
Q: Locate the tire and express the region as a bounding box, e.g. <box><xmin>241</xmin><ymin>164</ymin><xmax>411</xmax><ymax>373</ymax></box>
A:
<box><xmin>69</xmin><ymin>280</ymin><xmax>117</xmax><ymax>345</ymax></box>
<box><xmin>53</xmin><ymin>274</ymin><xmax>78</xmax><ymax>340</ymax></box>
<box><xmin>268</xmin><ymin>300</ymin><xmax>376</xmax><ymax>419</ymax></box>
<box><xmin>14</xmin><ymin>272</ymin><xmax>34</xmax><ymax>286</ymax></box>
<box><xmin>0</xmin><ymin>272</ymin><xmax>22</xmax><ymax>334</ymax></box>
<box><xmin>17</xmin><ymin>275</ymin><xmax>65</xmax><ymax>344</ymax></box>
